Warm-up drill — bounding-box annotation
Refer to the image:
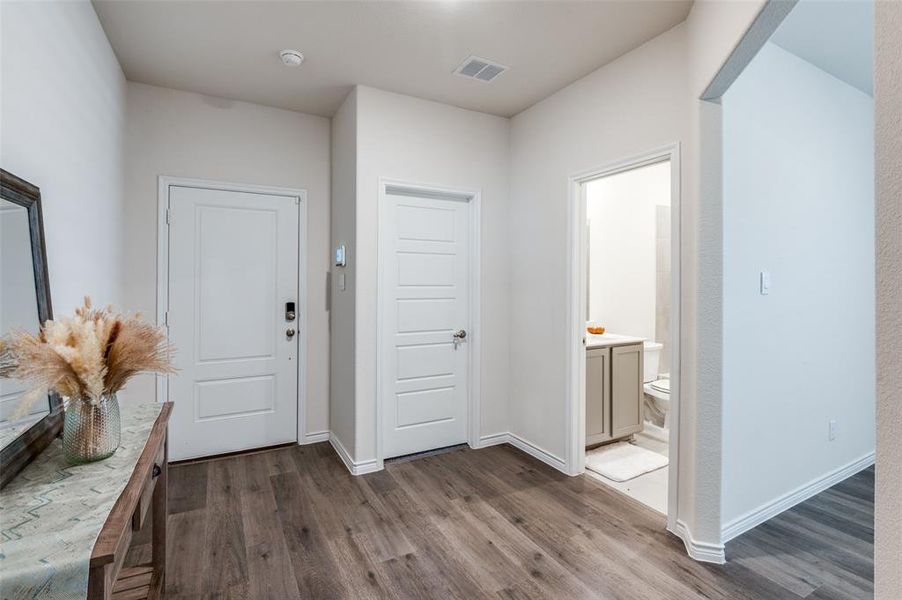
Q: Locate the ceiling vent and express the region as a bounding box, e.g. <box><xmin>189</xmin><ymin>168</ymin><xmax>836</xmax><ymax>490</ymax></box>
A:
<box><xmin>453</xmin><ymin>56</ymin><xmax>508</xmax><ymax>83</ymax></box>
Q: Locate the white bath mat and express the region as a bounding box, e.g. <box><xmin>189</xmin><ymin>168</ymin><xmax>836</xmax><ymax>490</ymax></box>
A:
<box><xmin>586</xmin><ymin>442</ymin><xmax>668</xmax><ymax>482</ymax></box>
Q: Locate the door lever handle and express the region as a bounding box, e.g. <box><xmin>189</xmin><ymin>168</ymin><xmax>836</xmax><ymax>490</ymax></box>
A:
<box><xmin>453</xmin><ymin>329</ymin><xmax>467</xmax><ymax>349</ymax></box>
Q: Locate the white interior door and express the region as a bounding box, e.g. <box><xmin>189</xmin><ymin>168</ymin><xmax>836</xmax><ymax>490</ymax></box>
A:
<box><xmin>167</xmin><ymin>185</ymin><xmax>299</xmax><ymax>461</ymax></box>
<box><xmin>381</xmin><ymin>190</ymin><xmax>470</xmax><ymax>458</ymax></box>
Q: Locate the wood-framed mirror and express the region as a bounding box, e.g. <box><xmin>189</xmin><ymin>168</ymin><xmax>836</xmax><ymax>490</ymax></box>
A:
<box><xmin>0</xmin><ymin>169</ymin><xmax>62</xmax><ymax>488</ymax></box>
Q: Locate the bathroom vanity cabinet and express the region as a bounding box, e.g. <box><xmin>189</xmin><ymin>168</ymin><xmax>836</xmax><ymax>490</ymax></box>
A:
<box><xmin>586</xmin><ymin>348</ymin><xmax>611</xmax><ymax>446</ymax></box>
<box><xmin>586</xmin><ymin>340</ymin><xmax>644</xmax><ymax>446</ymax></box>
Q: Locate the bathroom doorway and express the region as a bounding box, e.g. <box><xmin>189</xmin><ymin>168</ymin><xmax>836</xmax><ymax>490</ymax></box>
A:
<box><xmin>567</xmin><ymin>145</ymin><xmax>681</xmax><ymax>526</ymax></box>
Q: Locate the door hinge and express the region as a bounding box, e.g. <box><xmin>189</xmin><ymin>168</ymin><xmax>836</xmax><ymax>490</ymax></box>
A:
<box><xmin>165</xmin><ymin>208</ymin><xmax>171</xmax><ymax>225</ymax></box>
<box><xmin>163</xmin><ymin>311</ymin><xmax>169</xmax><ymax>327</ymax></box>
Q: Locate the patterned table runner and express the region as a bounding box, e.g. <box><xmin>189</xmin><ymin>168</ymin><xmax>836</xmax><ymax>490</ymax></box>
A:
<box><xmin>0</xmin><ymin>402</ymin><xmax>163</xmax><ymax>599</ymax></box>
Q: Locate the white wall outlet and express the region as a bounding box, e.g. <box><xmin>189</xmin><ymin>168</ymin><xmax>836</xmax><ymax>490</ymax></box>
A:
<box><xmin>760</xmin><ymin>269</ymin><xmax>771</xmax><ymax>295</ymax></box>
<box><xmin>829</xmin><ymin>419</ymin><xmax>837</xmax><ymax>441</ymax></box>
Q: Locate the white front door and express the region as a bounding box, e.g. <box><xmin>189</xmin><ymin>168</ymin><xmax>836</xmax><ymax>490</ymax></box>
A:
<box><xmin>381</xmin><ymin>190</ymin><xmax>471</xmax><ymax>458</ymax></box>
<box><xmin>167</xmin><ymin>184</ymin><xmax>299</xmax><ymax>461</ymax></box>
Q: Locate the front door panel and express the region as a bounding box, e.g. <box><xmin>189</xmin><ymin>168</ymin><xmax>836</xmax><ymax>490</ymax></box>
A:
<box><xmin>167</xmin><ymin>185</ymin><xmax>299</xmax><ymax>460</ymax></box>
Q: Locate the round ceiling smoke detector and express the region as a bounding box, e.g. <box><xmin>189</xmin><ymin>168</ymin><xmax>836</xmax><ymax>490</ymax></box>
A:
<box><xmin>279</xmin><ymin>49</ymin><xmax>304</xmax><ymax>67</ymax></box>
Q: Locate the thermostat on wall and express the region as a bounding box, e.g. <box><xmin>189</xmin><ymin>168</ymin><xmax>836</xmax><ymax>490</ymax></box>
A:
<box><xmin>335</xmin><ymin>245</ymin><xmax>346</xmax><ymax>267</ymax></box>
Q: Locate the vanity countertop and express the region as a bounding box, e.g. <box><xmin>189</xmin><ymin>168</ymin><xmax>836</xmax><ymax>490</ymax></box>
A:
<box><xmin>586</xmin><ymin>333</ymin><xmax>646</xmax><ymax>349</ymax></box>
<box><xmin>0</xmin><ymin>402</ymin><xmax>164</xmax><ymax>600</ymax></box>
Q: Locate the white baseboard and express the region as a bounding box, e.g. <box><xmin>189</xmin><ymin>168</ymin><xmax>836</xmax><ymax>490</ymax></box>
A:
<box><xmin>472</xmin><ymin>432</ymin><xmax>568</xmax><ymax>474</ymax></box>
<box><xmin>329</xmin><ymin>433</ymin><xmax>383</xmax><ymax>476</ymax></box>
<box><xmin>507</xmin><ymin>433</ymin><xmax>569</xmax><ymax>474</ymax></box>
<box><xmin>474</xmin><ymin>432</ymin><xmax>510</xmax><ymax>448</ymax></box>
<box><xmin>639</xmin><ymin>422</ymin><xmax>669</xmax><ymax>444</ymax></box>
<box><xmin>722</xmin><ymin>451</ymin><xmax>875</xmax><ymax>543</ymax></box>
<box><xmin>672</xmin><ymin>520</ymin><xmax>726</xmax><ymax>564</ymax></box>
<box><xmin>325</xmin><ymin>429</ymin><xmax>565</xmax><ymax>476</ymax></box>
<box><xmin>302</xmin><ymin>430</ymin><xmax>330</xmax><ymax>444</ymax></box>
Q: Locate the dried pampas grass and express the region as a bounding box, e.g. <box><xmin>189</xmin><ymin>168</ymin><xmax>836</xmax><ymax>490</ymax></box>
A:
<box><xmin>1</xmin><ymin>296</ymin><xmax>175</xmax><ymax>417</ymax></box>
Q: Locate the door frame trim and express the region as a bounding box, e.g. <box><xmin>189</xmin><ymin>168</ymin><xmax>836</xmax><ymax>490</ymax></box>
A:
<box><xmin>156</xmin><ymin>175</ymin><xmax>308</xmax><ymax>448</ymax></box>
<box><xmin>566</xmin><ymin>143</ymin><xmax>682</xmax><ymax>531</ymax></box>
<box><xmin>376</xmin><ymin>178</ymin><xmax>482</xmax><ymax>463</ymax></box>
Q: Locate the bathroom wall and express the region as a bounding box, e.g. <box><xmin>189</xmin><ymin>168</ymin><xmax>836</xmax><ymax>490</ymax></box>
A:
<box><xmin>721</xmin><ymin>42</ymin><xmax>874</xmax><ymax>533</ymax></box>
<box><xmin>586</xmin><ymin>161</ymin><xmax>670</xmax><ymax>354</ymax></box>
<box><xmin>655</xmin><ymin>204</ymin><xmax>672</xmax><ymax>372</ymax></box>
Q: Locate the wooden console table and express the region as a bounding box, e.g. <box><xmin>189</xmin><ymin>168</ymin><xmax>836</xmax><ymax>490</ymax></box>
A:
<box><xmin>89</xmin><ymin>402</ymin><xmax>172</xmax><ymax>600</ymax></box>
<box><xmin>0</xmin><ymin>402</ymin><xmax>172</xmax><ymax>600</ymax></box>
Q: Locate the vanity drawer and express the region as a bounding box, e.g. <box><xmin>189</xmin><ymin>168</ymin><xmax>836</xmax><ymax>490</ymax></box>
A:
<box><xmin>132</xmin><ymin>440</ymin><xmax>165</xmax><ymax>532</ymax></box>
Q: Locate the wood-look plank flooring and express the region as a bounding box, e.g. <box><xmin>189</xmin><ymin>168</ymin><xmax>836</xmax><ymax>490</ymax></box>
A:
<box><xmin>125</xmin><ymin>443</ymin><xmax>874</xmax><ymax>599</ymax></box>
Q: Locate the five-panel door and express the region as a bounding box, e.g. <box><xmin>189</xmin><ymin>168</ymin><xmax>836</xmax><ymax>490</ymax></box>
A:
<box><xmin>380</xmin><ymin>191</ymin><xmax>470</xmax><ymax>459</ymax></box>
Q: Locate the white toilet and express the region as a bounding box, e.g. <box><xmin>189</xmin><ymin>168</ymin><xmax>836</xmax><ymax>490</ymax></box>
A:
<box><xmin>642</xmin><ymin>342</ymin><xmax>670</xmax><ymax>440</ymax></box>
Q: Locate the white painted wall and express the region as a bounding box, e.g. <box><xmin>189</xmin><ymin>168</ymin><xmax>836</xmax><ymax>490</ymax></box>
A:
<box><xmin>721</xmin><ymin>42</ymin><xmax>875</xmax><ymax>530</ymax></box>
<box><xmin>509</xmin><ymin>21</ymin><xmax>688</xmax><ymax>484</ymax></box>
<box><xmin>770</xmin><ymin>0</ymin><xmax>873</xmax><ymax>97</ymax></box>
<box><xmin>684</xmin><ymin>0</ymin><xmax>769</xmax><ymax>550</ymax></box>
<box><xmin>668</xmin><ymin>19</ymin><xmax>769</xmax><ymax>495</ymax></box>
<box><xmin>352</xmin><ymin>85</ymin><xmax>511</xmax><ymax>462</ymax></box>
<box><xmin>508</xmin><ymin>0</ymin><xmax>768</xmax><ymax>554</ymax></box>
<box><xmin>122</xmin><ymin>83</ymin><xmax>331</xmax><ymax>437</ymax></box>
<box><xmin>330</xmin><ymin>89</ymin><xmax>358</xmax><ymax>454</ymax></box>
<box><xmin>875</xmin><ymin>1</ymin><xmax>902</xmax><ymax>596</ymax></box>
<box><xmin>586</xmin><ymin>161</ymin><xmax>670</xmax><ymax>342</ymax></box>
<box><xmin>0</xmin><ymin>0</ymin><xmax>126</xmax><ymax>313</ymax></box>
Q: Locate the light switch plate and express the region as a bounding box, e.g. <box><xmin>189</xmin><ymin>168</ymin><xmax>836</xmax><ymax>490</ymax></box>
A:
<box><xmin>760</xmin><ymin>270</ymin><xmax>771</xmax><ymax>295</ymax></box>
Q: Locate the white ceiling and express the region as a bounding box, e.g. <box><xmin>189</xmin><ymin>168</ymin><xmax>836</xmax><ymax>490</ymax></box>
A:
<box><xmin>92</xmin><ymin>0</ymin><xmax>692</xmax><ymax>118</ymax></box>
<box><xmin>770</xmin><ymin>0</ymin><xmax>873</xmax><ymax>96</ymax></box>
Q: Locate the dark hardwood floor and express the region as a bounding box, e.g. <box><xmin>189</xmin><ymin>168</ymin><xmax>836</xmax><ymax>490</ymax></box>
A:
<box><xmin>126</xmin><ymin>443</ymin><xmax>874</xmax><ymax>599</ymax></box>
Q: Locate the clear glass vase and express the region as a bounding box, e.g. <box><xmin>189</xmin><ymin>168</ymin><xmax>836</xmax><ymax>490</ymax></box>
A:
<box><xmin>63</xmin><ymin>393</ymin><xmax>121</xmax><ymax>464</ymax></box>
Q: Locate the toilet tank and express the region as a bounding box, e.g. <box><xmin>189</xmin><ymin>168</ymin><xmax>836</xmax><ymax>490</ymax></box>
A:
<box><xmin>643</xmin><ymin>342</ymin><xmax>663</xmax><ymax>383</ymax></box>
